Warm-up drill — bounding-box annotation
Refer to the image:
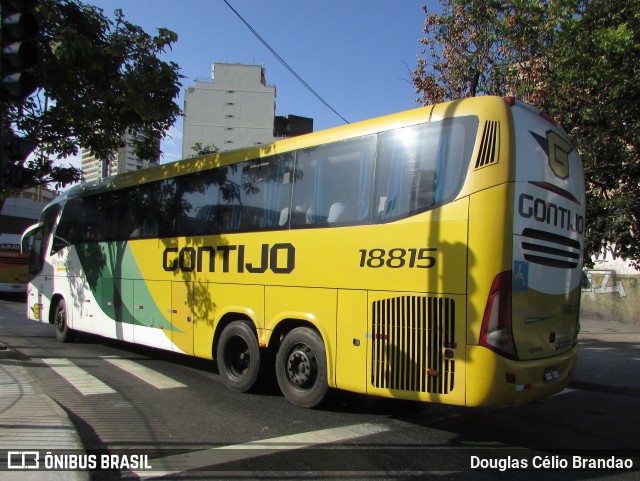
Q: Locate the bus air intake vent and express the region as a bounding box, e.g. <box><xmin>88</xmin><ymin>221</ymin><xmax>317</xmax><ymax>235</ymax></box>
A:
<box><xmin>371</xmin><ymin>296</ymin><xmax>456</xmax><ymax>394</ymax></box>
<box><xmin>521</xmin><ymin>228</ymin><xmax>581</xmax><ymax>269</ymax></box>
<box><xmin>475</xmin><ymin>120</ymin><xmax>500</xmax><ymax>169</ymax></box>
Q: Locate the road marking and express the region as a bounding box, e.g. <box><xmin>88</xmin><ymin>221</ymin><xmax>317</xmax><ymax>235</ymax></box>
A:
<box><xmin>41</xmin><ymin>358</ymin><xmax>116</xmax><ymax>395</ymax></box>
<box><xmin>101</xmin><ymin>356</ymin><xmax>186</xmax><ymax>389</ymax></box>
<box><xmin>135</xmin><ymin>423</ymin><xmax>390</xmax><ymax>478</ymax></box>
<box><xmin>553</xmin><ymin>387</ymin><xmax>576</xmax><ymax>397</ymax></box>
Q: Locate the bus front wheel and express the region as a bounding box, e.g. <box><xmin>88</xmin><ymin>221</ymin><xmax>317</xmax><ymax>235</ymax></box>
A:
<box><xmin>217</xmin><ymin>320</ymin><xmax>261</xmax><ymax>393</ymax></box>
<box><xmin>53</xmin><ymin>299</ymin><xmax>75</xmax><ymax>343</ymax></box>
<box><xmin>276</xmin><ymin>327</ymin><xmax>328</xmax><ymax>408</ymax></box>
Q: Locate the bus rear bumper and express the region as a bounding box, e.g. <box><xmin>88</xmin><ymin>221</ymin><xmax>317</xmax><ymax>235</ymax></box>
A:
<box><xmin>465</xmin><ymin>344</ymin><xmax>578</xmax><ymax>407</ymax></box>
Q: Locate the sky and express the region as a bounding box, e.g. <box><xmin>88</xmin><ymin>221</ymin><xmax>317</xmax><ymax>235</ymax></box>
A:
<box><xmin>74</xmin><ymin>0</ymin><xmax>429</xmax><ymax>167</ymax></box>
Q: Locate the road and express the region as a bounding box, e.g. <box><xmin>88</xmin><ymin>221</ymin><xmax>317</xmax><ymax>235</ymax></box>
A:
<box><xmin>1</xmin><ymin>293</ymin><xmax>639</xmax><ymax>480</ymax></box>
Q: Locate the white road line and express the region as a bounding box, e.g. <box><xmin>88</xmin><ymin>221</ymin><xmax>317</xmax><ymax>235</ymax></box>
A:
<box><xmin>135</xmin><ymin>423</ymin><xmax>390</xmax><ymax>479</ymax></box>
<box><xmin>41</xmin><ymin>358</ymin><xmax>116</xmax><ymax>396</ymax></box>
<box><xmin>101</xmin><ymin>356</ymin><xmax>186</xmax><ymax>389</ymax></box>
<box><xmin>553</xmin><ymin>388</ymin><xmax>577</xmax><ymax>397</ymax></box>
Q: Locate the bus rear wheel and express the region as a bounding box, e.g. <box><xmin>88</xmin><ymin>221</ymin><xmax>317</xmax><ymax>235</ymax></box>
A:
<box><xmin>53</xmin><ymin>299</ymin><xmax>75</xmax><ymax>343</ymax></box>
<box><xmin>276</xmin><ymin>327</ymin><xmax>328</xmax><ymax>408</ymax></box>
<box><xmin>217</xmin><ymin>320</ymin><xmax>261</xmax><ymax>393</ymax></box>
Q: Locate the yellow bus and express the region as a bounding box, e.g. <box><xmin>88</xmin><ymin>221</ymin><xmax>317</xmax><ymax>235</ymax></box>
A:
<box><xmin>22</xmin><ymin>96</ymin><xmax>584</xmax><ymax>408</ymax></box>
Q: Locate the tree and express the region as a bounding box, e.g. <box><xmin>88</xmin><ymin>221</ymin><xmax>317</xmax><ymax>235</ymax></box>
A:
<box><xmin>413</xmin><ymin>0</ymin><xmax>568</xmax><ymax>104</ymax></box>
<box><xmin>413</xmin><ymin>0</ymin><xmax>640</xmax><ymax>268</ymax></box>
<box><xmin>189</xmin><ymin>143</ymin><xmax>220</xmax><ymax>157</ymax></box>
<box><xmin>542</xmin><ymin>0</ymin><xmax>640</xmax><ymax>267</ymax></box>
<box><xmin>1</xmin><ymin>0</ymin><xmax>182</xmax><ymax>197</ymax></box>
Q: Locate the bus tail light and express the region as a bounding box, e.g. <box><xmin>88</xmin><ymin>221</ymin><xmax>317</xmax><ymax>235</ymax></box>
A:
<box><xmin>480</xmin><ymin>271</ymin><xmax>518</xmax><ymax>360</ymax></box>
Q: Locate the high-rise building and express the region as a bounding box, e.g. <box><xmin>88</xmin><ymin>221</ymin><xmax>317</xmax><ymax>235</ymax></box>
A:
<box><xmin>183</xmin><ymin>63</ymin><xmax>283</xmax><ymax>157</ymax></box>
<box><xmin>274</xmin><ymin>114</ymin><xmax>314</xmax><ymax>141</ymax></box>
<box><xmin>81</xmin><ymin>131</ymin><xmax>159</xmax><ymax>183</ymax></box>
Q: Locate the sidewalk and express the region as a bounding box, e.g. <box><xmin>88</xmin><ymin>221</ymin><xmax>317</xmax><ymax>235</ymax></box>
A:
<box><xmin>0</xmin><ymin>342</ymin><xmax>87</xmax><ymax>480</ymax></box>
<box><xmin>579</xmin><ymin>315</ymin><xmax>640</xmax><ymax>336</ymax></box>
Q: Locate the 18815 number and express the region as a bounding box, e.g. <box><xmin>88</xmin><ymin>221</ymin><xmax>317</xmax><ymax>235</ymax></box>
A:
<box><xmin>358</xmin><ymin>248</ymin><xmax>436</xmax><ymax>269</ymax></box>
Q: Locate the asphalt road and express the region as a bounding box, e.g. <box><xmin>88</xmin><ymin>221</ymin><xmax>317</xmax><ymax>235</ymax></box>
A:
<box><xmin>1</xmin><ymin>292</ymin><xmax>639</xmax><ymax>480</ymax></box>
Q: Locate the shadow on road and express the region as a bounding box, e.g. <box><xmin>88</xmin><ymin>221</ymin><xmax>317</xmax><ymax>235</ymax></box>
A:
<box><xmin>0</xmin><ymin>291</ymin><xmax>27</xmax><ymax>303</ymax></box>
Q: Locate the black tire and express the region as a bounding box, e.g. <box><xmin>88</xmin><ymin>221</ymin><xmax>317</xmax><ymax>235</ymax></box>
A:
<box><xmin>275</xmin><ymin>327</ymin><xmax>328</xmax><ymax>408</ymax></box>
<box><xmin>217</xmin><ymin>320</ymin><xmax>261</xmax><ymax>393</ymax></box>
<box><xmin>53</xmin><ymin>299</ymin><xmax>75</xmax><ymax>343</ymax></box>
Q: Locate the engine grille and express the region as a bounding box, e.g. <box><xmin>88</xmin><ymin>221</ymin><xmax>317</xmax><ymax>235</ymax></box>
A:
<box><xmin>371</xmin><ymin>296</ymin><xmax>456</xmax><ymax>394</ymax></box>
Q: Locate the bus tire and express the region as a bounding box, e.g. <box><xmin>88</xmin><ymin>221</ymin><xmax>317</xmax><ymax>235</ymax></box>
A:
<box><xmin>275</xmin><ymin>327</ymin><xmax>328</xmax><ymax>408</ymax></box>
<box><xmin>53</xmin><ymin>299</ymin><xmax>75</xmax><ymax>343</ymax></box>
<box><xmin>217</xmin><ymin>320</ymin><xmax>261</xmax><ymax>393</ymax></box>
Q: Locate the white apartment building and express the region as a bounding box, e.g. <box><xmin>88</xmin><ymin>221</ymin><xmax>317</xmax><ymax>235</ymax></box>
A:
<box><xmin>182</xmin><ymin>63</ymin><xmax>277</xmax><ymax>157</ymax></box>
<box><xmin>81</xmin><ymin>131</ymin><xmax>160</xmax><ymax>183</ymax></box>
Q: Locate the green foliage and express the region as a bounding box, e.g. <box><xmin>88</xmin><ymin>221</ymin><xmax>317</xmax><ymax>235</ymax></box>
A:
<box><xmin>414</xmin><ymin>0</ymin><xmax>640</xmax><ymax>268</ymax></box>
<box><xmin>413</xmin><ymin>0</ymin><xmax>572</xmax><ymax>104</ymax></box>
<box><xmin>189</xmin><ymin>143</ymin><xmax>221</xmax><ymax>157</ymax></box>
<box><xmin>2</xmin><ymin>0</ymin><xmax>183</xmax><ymax>189</ymax></box>
<box><xmin>543</xmin><ymin>0</ymin><xmax>640</xmax><ymax>267</ymax></box>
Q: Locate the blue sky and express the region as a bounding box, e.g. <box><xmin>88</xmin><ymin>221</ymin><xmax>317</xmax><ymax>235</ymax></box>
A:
<box><xmin>82</xmin><ymin>0</ymin><xmax>429</xmax><ymax>164</ymax></box>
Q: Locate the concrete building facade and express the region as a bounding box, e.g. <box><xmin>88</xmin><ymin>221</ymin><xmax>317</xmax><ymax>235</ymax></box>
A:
<box><xmin>182</xmin><ymin>63</ymin><xmax>277</xmax><ymax>157</ymax></box>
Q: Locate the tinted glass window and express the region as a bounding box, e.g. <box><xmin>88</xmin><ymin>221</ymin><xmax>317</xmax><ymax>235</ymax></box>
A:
<box><xmin>53</xmin><ymin>179</ymin><xmax>177</xmax><ymax>248</ymax></box>
<box><xmin>54</xmin><ymin>197</ymin><xmax>103</xmax><ymax>249</ymax></box>
<box><xmin>50</xmin><ymin>116</ymin><xmax>478</xmax><ymax>246</ymax></box>
<box><xmin>172</xmin><ymin>155</ymin><xmax>294</xmax><ymax>236</ymax></box>
<box><xmin>174</xmin><ymin>170</ymin><xmax>225</xmax><ymax>236</ymax></box>
<box><xmin>236</xmin><ymin>154</ymin><xmax>294</xmax><ymax>231</ymax></box>
<box><xmin>118</xmin><ymin>183</ymin><xmax>173</xmax><ymax>240</ymax></box>
<box><xmin>155</xmin><ymin>179</ymin><xmax>179</xmax><ymax>237</ymax></box>
<box><xmin>291</xmin><ymin>136</ymin><xmax>375</xmax><ymax>228</ymax></box>
<box><xmin>374</xmin><ymin>116</ymin><xmax>478</xmax><ymax>222</ymax></box>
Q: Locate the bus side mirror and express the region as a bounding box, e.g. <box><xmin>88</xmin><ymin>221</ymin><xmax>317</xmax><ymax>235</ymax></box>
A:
<box><xmin>21</xmin><ymin>222</ymin><xmax>43</xmax><ymax>254</ymax></box>
<box><xmin>21</xmin><ymin>237</ymin><xmax>31</xmax><ymax>254</ymax></box>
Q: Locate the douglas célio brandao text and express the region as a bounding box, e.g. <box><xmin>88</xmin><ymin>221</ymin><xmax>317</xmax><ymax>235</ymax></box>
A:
<box><xmin>470</xmin><ymin>455</ymin><xmax>635</xmax><ymax>471</ymax></box>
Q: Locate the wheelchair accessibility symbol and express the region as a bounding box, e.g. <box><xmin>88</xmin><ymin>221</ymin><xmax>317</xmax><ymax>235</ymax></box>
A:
<box><xmin>513</xmin><ymin>261</ymin><xmax>529</xmax><ymax>291</ymax></box>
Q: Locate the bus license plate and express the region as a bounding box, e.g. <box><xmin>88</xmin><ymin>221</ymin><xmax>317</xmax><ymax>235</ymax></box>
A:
<box><xmin>544</xmin><ymin>367</ymin><xmax>560</xmax><ymax>382</ymax></box>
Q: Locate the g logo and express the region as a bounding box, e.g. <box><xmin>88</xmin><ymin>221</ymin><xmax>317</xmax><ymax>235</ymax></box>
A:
<box><xmin>546</xmin><ymin>130</ymin><xmax>572</xmax><ymax>180</ymax></box>
<box><xmin>31</xmin><ymin>303</ymin><xmax>41</xmax><ymax>320</ymax></box>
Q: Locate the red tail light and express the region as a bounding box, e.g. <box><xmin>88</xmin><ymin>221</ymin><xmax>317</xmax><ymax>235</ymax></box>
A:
<box><xmin>480</xmin><ymin>271</ymin><xmax>518</xmax><ymax>360</ymax></box>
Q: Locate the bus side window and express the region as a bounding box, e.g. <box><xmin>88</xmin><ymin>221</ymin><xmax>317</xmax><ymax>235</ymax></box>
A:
<box><xmin>237</xmin><ymin>154</ymin><xmax>294</xmax><ymax>231</ymax></box>
<box><xmin>53</xmin><ymin>198</ymin><xmax>83</xmax><ymax>251</ymax></box>
<box><xmin>374</xmin><ymin>117</ymin><xmax>478</xmax><ymax>223</ymax></box>
<box><xmin>291</xmin><ymin>135</ymin><xmax>374</xmax><ymax>228</ymax></box>
<box><xmin>411</xmin><ymin>169</ymin><xmax>437</xmax><ymax>212</ymax></box>
<box><xmin>174</xmin><ymin>171</ymin><xmax>221</xmax><ymax>236</ymax></box>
